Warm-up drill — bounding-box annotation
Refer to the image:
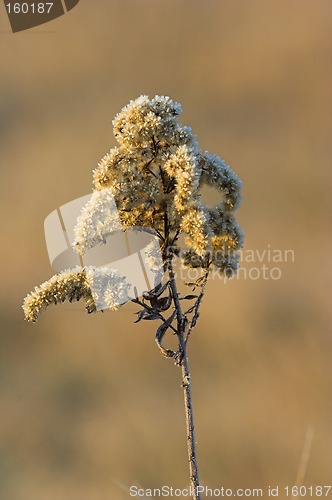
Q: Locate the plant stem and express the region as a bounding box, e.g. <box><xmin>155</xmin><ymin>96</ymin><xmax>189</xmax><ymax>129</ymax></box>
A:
<box><xmin>178</xmin><ymin>324</ymin><xmax>201</xmax><ymax>500</ymax></box>
<box><xmin>167</xmin><ymin>255</ymin><xmax>201</xmax><ymax>500</ymax></box>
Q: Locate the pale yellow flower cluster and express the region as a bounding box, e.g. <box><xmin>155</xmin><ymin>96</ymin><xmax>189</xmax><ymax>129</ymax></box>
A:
<box><xmin>80</xmin><ymin>95</ymin><xmax>243</xmax><ymax>273</ymax></box>
<box><xmin>23</xmin><ymin>267</ymin><xmax>95</xmax><ymax>322</ymax></box>
<box><xmin>23</xmin><ymin>265</ymin><xmax>131</xmax><ymax>322</ymax></box>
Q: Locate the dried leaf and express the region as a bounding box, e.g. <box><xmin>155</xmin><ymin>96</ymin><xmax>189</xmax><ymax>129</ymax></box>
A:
<box><xmin>143</xmin><ymin>281</ymin><xmax>169</xmax><ymax>300</ymax></box>
<box><xmin>155</xmin><ymin>311</ymin><xmax>176</xmax><ymax>357</ymax></box>
<box><xmin>179</xmin><ymin>294</ymin><xmax>198</xmax><ymax>301</ymax></box>
<box><xmin>134</xmin><ymin>309</ymin><xmax>160</xmax><ymax>323</ymax></box>
<box><xmin>150</xmin><ymin>290</ymin><xmax>172</xmax><ymax>311</ymax></box>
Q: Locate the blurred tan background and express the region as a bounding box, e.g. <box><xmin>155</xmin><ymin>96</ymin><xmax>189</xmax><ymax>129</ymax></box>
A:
<box><xmin>0</xmin><ymin>1</ymin><xmax>331</xmax><ymax>499</ymax></box>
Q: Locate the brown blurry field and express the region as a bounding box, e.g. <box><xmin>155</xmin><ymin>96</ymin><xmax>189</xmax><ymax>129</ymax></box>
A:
<box><xmin>0</xmin><ymin>1</ymin><xmax>331</xmax><ymax>499</ymax></box>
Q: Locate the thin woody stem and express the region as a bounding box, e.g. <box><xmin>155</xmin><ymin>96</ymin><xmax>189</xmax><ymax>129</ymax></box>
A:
<box><xmin>167</xmin><ymin>255</ymin><xmax>201</xmax><ymax>500</ymax></box>
<box><xmin>179</xmin><ymin>333</ymin><xmax>201</xmax><ymax>500</ymax></box>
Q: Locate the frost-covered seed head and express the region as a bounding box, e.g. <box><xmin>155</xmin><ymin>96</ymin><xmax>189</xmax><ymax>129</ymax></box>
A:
<box><xmin>80</xmin><ymin>95</ymin><xmax>243</xmax><ymax>271</ymax></box>
<box><xmin>23</xmin><ymin>95</ymin><xmax>244</xmax><ymax>321</ymax></box>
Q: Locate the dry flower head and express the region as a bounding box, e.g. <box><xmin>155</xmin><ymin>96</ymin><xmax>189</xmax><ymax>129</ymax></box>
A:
<box><xmin>23</xmin><ymin>95</ymin><xmax>243</xmax><ymax>321</ymax></box>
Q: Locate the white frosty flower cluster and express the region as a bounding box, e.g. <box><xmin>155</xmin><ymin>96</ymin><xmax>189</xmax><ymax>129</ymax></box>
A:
<box><xmin>75</xmin><ymin>95</ymin><xmax>243</xmax><ymax>275</ymax></box>
<box><xmin>73</xmin><ymin>188</ymin><xmax>123</xmax><ymax>254</ymax></box>
<box><xmin>85</xmin><ymin>266</ymin><xmax>131</xmax><ymax>311</ymax></box>
<box><xmin>23</xmin><ymin>265</ymin><xmax>130</xmax><ymax>322</ymax></box>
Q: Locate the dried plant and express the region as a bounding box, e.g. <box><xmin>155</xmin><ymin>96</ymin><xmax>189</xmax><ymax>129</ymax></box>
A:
<box><xmin>23</xmin><ymin>95</ymin><xmax>243</xmax><ymax>499</ymax></box>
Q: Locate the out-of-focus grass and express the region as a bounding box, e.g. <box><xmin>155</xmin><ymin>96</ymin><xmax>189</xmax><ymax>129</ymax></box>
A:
<box><xmin>0</xmin><ymin>1</ymin><xmax>331</xmax><ymax>499</ymax></box>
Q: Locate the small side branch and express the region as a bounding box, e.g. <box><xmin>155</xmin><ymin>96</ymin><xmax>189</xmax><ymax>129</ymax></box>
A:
<box><xmin>185</xmin><ymin>268</ymin><xmax>210</xmax><ymax>345</ymax></box>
